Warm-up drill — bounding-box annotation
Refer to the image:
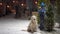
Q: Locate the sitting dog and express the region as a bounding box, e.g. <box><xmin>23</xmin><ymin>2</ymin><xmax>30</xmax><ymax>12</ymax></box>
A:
<box><xmin>27</xmin><ymin>15</ymin><xmax>38</xmax><ymax>33</ymax></box>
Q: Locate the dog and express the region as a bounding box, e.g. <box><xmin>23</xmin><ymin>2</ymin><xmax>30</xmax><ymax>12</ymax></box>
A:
<box><xmin>27</xmin><ymin>15</ymin><xmax>38</xmax><ymax>33</ymax></box>
<box><xmin>21</xmin><ymin>15</ymin><xmax>38</xmax><ymax>33</ymax></box>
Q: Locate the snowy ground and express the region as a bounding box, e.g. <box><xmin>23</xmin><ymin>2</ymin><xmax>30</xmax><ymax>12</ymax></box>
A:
<box><xmin>0</xmin><ymin>16</ymin><xmax>60</xmax><ymax>34</ymax></box>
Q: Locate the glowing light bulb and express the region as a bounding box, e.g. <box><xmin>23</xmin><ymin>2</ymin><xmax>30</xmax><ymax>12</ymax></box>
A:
<box><xmin>7</xmin><ymin>5</ymin><xmax>10</xmax><ymax>8</ymax></box>
<box><xmin>35</xmin><ymin>1</ymin><xmax>37</xmax><ymax>4</ymax></box>
<box><xmin>13</xmin><ymin>1</ymin><xmax>15</xmax><ymax>3</ymax></box>
<box><xmin>0</xmin><ymin>3</ymin><xmax>2</xmax><ymax>5</ymax></box>
<box><xmin>21</xmin><ymin>3</ymin><xmax>24</xmax><ymax>6</ymax></box>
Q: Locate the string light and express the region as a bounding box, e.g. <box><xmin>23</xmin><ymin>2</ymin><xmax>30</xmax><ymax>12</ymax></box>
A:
<box><xmin>7</xmin><ymin>5</ymin><xmax>10</xmax><ymax>8</ymax></box>
<box><xmin>0</xmin><ymin>3</ymin><xmax>2</xmax><ymax>5</ymax></box>
<box><xmin>13</xmin><ymin>1</ymin><xmax>15</xmax><ymax>3</ymax></box>
<box><xmin>21</xmin><ymin>3</ymin><xmax>24</xmax><ymax>6</ymax></box>
<box><xmin>39</xmin><ymin>7</ymin><xmax>41</xmax><ymax>9</ymax></box>
<box><xmin>35</xmin><ymin>1</ymin><xmax>37</xmax><ymax>4</ymax></box>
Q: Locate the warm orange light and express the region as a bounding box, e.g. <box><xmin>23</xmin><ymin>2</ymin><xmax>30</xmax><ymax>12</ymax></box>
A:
<box><xmin>13</xmin><ymin>1</ymin><xmax>15</xmax><ymax>3</ymax></box>
<box><xmin>0</xmin><ymin>3</ymin><xmax>2</xmax><ymax>5</ymax></box>
<box><xmin>35</xmin><ymin>1</ymin><xmax>37</xmax><ymax>4</ymax></box>
<box><xmin>21</xmin><ymin>3</ymin><xmax>24</xmax><ymax>6</ymax></box>
<box><xmin>7</xmin><ymin>5</ymin><xmax>10</xmax><ymax>8</ymax></box>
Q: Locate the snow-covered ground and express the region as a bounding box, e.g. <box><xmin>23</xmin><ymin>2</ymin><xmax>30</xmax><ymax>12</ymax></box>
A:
<box><xmin>0</xmin><ymin>16</ymin><xmax>41</xmax><ymax>34</ymax></box>
<box><xmin>0</xmin><ymin>16</ymin><xmax>60</xmax><ymax>34</ymax></box>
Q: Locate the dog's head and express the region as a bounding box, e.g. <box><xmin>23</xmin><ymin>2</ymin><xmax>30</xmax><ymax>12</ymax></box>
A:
<box><xmin>31</xmin><ymin>15</ymin><xmax>37</xmax><ymax>22</ymax></box>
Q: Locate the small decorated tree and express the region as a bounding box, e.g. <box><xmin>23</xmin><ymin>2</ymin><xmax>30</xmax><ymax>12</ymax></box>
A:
<box><xmin>45</xmin><ymin>5</ymin><xmax>54</xmax><ymax>31</ymax></box>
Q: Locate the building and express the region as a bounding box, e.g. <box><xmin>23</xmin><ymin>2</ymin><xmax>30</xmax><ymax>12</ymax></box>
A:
<box><xmin>0</xmin><ymin>0</ymin><xmax>38</xmax><ymax>18</ymax></box>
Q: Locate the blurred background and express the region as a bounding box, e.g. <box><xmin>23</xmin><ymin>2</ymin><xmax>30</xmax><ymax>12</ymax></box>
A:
<box><xmin>0</xmin><ymin>0</ymin><xmax>60</xmax><ymax>34</ymax></box>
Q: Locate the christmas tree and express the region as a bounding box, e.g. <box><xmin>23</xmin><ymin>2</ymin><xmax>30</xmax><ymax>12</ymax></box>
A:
<box><xmin>45</xmin><ymin>5</ymin><xmax>54</xmax><ymax>31</ymax></box>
